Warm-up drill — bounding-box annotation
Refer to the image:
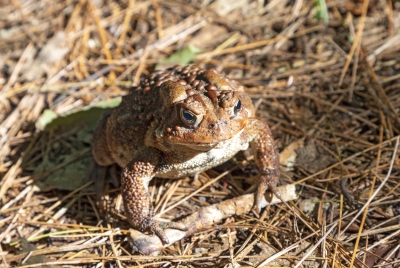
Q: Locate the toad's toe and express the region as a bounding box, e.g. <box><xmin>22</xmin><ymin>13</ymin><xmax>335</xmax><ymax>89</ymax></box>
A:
<box><xmin>141</xmin><ymin>218</ymin><xmax>187</xmax><ymax>244</ymax></box>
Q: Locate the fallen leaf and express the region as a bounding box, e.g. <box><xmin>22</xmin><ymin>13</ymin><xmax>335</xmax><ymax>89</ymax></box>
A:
<box><xmin>280</xmin><ymin>138</ymin><xmax>304</xmax><ymax>170</ymax></box>
<box><xmin>157</xmin><ymin>45</ymin><xmax>202</xmax><ymax>70</ymax></box>
<box><xmin>35</xmin><ymin>97</ymin><xmax>121</xmax><ymax>131</ymax></box>
<box><xmin>295</xmin><ymin>140</ymin><xmax>335</xmax><ymax>174</ymax></box>
<box><xmin>36</xmin><ymin>154</ymin><xmax>92</xmax><ymax>191</ymax></box>
<box><xmin>34</xmin><ymin>98</ymin><xmax>121</xmax><ymax>191</ymax></box>
<box><xmin>19</xmin><ymin>238</ymin><xmax>62</xmax><ymax>268</ymax></box>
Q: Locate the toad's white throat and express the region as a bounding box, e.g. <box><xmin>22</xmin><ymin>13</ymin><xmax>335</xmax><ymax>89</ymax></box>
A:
<box><xmin>155</xmin><ymin>128</ymin><xmax>250</xmax><ymax>178</ymax></box>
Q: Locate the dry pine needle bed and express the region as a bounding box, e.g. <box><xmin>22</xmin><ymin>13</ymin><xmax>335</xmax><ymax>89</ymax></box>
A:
<box><xmin>0</xmin><ymin>0</ymin><xmax>400</xmax><ymax>267</ymax></box>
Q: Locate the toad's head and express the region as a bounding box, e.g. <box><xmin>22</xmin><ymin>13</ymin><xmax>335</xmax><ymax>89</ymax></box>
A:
<box><xmin>147</xmin><ymin>65</ymin><xmax>254</xmax><ymax>154</ymax></box>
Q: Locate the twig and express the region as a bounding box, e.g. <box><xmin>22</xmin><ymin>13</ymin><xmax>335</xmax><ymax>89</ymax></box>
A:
<box><xmin>129</xmin><ymin>184</ymin><xmax>297</xmax><ymax>254</ymax></box>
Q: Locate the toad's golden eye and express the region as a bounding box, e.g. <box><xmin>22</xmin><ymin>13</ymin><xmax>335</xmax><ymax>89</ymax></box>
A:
<box><xmin>180</xmin><ymin>109</ymin><xmax>203</xmax><ymax>128</ymax></box>
<box><xmin>234</xmin><ymin>99</ymin><xmax>241</xmax><ymax>114</ymax></box>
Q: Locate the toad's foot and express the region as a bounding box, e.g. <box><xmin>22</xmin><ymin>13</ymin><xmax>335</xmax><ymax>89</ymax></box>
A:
<box><xmin>140</xmin><ymin>217</ymin><xmax>187</xmax><ymax>244</ymax></box>
<box><xmin>122</xmin><ymin>163</ymin><xmax>187</xmax><ymax>244</ymax></box>
<box><xmin>254</xmin><ymin>179</ymin><xmax>281</xmax><ymax>214</ymax></box>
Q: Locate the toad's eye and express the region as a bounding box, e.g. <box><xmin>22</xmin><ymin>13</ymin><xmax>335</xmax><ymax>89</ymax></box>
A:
<box><xmin>180</xmin><ymin>109</ymin><xmax>203</xmax><ymax>127</ymax></box>
<box><xmin>234</xmin><ymin>99</ymin><xmax>242</xmax><ymax>114</ymax></box>
<box><xmin>181</xmin><ymin>110</ymin><xmax>196</xmax><ymax>123</ymax></box>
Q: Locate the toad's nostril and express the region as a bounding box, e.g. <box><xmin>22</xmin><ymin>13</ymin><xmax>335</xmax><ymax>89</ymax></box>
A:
<box><xmin>209</xmin><ymin>123</ymin><xmax>216</xmax><ymax>129</ymax></box>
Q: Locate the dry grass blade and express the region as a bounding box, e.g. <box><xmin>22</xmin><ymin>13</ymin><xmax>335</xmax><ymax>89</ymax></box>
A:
<box><xmin>340</xmin><ymin>137</ymin><xmax>399</xmax><ymax>237</ymax></box>
<box><xmin>1</xmin><ymin>0</ymin><xmax>400</xmax><ymax>267</ymax></box>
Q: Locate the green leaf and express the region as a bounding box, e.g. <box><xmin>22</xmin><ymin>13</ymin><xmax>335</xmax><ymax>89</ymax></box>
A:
<box><xmin>35</xmin><ymin>97</ymin><xmax>122</xmax><ymax>131</ymax></box>
<box><xmin>314</xmin><ymin>0</ymin><xmax>329</xmax><ymax>24</ymax></box>
<box><xmin>35</xmin><ymin>109</ymin><xmax>58</xmax><ymax>131</ymax></box>
<box><xmin>36</xmin><ymin>154</ymin><xmax>92</xmax><ymax>191</ymax></box>
<box><xmin>157</xmin><ymin>45</ymin><xmax>203</xmax><ymax>69</ymax></box>
<box><xmin>34</xmin><ymin>98</ymin><xmax>122</xmax><ymax>191</ymax></box>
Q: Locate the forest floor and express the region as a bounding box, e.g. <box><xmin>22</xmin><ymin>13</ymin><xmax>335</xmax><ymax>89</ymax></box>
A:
<box><xmin>1</xmin><ymin>0</ymin><xmax>400</xmax><ymax>267</ymax></box>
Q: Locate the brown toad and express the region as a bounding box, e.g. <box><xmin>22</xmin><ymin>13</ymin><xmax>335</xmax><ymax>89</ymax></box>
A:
<box><xmin>92</xmin><ymin>65</ymin><xmax>280</xmax><ymax>243</ymax></box>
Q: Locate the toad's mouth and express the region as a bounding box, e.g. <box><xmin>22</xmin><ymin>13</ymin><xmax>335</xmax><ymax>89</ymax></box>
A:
<box><xmin>181</xmin><ymin>142</ymin><xmax>221</xmax><ymax>151</ymax></box>
<box><xmin>172</xmin><ymin>129</ymin><xmax>244</xmax><ymax>152</ymax></box>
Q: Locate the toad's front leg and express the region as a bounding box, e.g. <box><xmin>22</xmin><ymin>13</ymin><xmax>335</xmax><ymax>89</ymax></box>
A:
<box><xmin>122</xmin><ymin>161</ymin><xmax>187</xmax><ymax>244</ymax></box>
<box><xmin>248</xmin><ymin>118</ymin><xmax>281</xmax><ymax>214</ymax></box>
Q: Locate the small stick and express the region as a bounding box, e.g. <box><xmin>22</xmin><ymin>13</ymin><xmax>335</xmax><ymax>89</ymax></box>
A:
<box><xmin>129</xmin><ymin>184</ymin><xmax>297</xmax><ymax>255</ymax></box>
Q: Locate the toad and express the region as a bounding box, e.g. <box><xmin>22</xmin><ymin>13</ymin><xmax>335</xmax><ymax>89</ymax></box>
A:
<box><xmin>92</xmin><ymin>65</ymin><xmax>280</xmax><ymax>243</ymax></box>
